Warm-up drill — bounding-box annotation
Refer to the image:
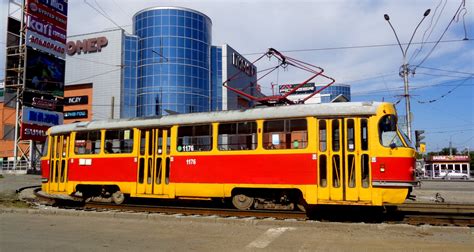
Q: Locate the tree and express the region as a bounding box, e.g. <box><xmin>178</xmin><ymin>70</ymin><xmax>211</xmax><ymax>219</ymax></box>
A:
<box><xmin>439</xmin><ymin>147</ymin><xmax>457</xmax><ymax>155</ymax></box>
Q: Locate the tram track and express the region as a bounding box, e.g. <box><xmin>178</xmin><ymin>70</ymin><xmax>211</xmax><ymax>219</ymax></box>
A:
<box><xmin>30</xmin><ymin>189</ymin><xmax>474</xmax><ymax>227</ymax></box>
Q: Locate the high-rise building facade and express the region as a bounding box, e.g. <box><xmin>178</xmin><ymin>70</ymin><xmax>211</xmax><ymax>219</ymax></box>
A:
<box><xmin>133</xmin><ymin>7</ymin><xmax>213</xmax><ymax>116</ymax></box>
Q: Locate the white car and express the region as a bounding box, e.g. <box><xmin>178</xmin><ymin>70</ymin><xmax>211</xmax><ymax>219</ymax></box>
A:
<box><xmin>439</xmin><ymin>171</ymin><xmax>470</xmax><ymax>180</ymax></box>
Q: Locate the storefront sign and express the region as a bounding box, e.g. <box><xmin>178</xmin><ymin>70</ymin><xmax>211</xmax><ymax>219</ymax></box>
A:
<box><xmin>64</xmin><ymin>110</ymin><xmax>88</xmax><ymax>119</ymax></box>
<box><xmin>67</xmin><ymin>37</ymin><xmax>108</xmax><ymax>56</ymax></box>
<box><xmin>64</xmin><ymin>95</ymin><xmax>88</xmax><ymax>105</ymax></box>
<box><xmin>232</xmin><ymin>52</ymin><xmax>256</xmax><ymax>77</ymax></box>
<box><xmin>23</xmin><ymin>91</ymin><xmax>62</xmax><ymax>112</ymax></box>
<box><xmin>20</xmin><ymin>123</ymin><xmax>49</xmax><ymax>142</ymax></box>
<box><xmin>22</xmin><ymin>106</ymin><xmax>63</xmax><ymax>126</ymax></box>
<box><xmin>431</xmin><ymin>155</ymin><xmax>470</xmax><ymax>162</ymax></box>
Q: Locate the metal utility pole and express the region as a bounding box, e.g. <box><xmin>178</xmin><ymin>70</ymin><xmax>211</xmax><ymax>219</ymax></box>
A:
<box><xmin>384</xmin><ymin>9</ymin><xmax>431</xmax><ymax>141</ymax></box>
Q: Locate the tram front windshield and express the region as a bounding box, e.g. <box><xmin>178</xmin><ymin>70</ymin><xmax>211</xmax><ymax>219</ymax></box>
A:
<box><xmin>379</xmin><ymin>115</ymin><xmax>406</xmax><ymax>148</ymax></box>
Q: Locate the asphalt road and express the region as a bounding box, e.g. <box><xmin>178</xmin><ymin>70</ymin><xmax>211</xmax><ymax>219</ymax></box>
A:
<box><xmin>1</xmin><ymin>210</ymin><xmax>473</xmax><ymax>251</ymax></box>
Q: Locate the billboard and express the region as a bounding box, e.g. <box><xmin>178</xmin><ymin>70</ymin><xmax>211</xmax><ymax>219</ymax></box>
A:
<box><xmin>25</xmin><ymin>0</ymin><xmax>68</xmax><ymax>58</ymax></box>
<box><xmin>25</xmin><ymin>47</ymin><xmax>65</xmax><ymax>97</ymax></box>
<box><xmin>25</xmin><ymin>30</ymin><xmax>66</xmax><ymax>59</ymax></box>
<box><xmin>279</xmin><ymin>83</ymin><xmax>316</xmax><ymax>95</ymax></box>
<box><xmin>20</xmin><ymin>123</ymin><xmax>49</xmax><ymax>142</ymax></box>
<box><xmin>22</xmin><ymin>106</ymin><xmax>63</xmax><ymax>127</ymax></box>
<box><xmin>26</xmin><ymin>14</ymin><xmax>67</xmax><ymax>44</ymax></box>
<box><xmin>23</xmin><ymin>91</ymin><xmax>63</xmax><ymax>112</ymax></box>
<box><xmin>26</xmin><ymin>0</ymin><xmax>67</xmax><ymax>30</ymax></box>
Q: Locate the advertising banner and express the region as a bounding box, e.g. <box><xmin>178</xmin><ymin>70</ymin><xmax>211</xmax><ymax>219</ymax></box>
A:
<box><xmin>63</xmin><ymin>95</ymin><xmax>88</xmax><ymax>105</ymax></box>
<box><xmin>26</xmin><ymin>30</ymin><xmax>66</xmax><ymax>59</ymax></box>
<box><xmin>64</xmin><ymin>110</ymin><xmax>88</xmax><ymax>119</ymax></box>
<box><xmin>22</xmin><ymin>106</ymin><xmax>63</xmax><ymax>127</ymax></box>
<box><xmin>26</xmin><ymin>14</ymin><xmax>67</xmax><ymax>44</ymax></box>
<box><xmin>279</xmin><ymin>83</ymin><xmax>316</xmax><ymax>95</ymax></box>
<box><xmin>23</xmin><ymin>91</ymin><xmax>63</xmax><ymax>112</ymax></box>
<box><xmin>37</xmin><ymin>0</ymin><xmax>68</xmax><ymax>16</ymax></box>
<box><xmin>26</xmin><ymin>0</ymin><xmax>67</xmax><ymax>30</ymax></box>
<box><xmin>25</xmin><ymin>47</ymin><xmax>65</xmax><ymax>96</ymax></box>
<box><xmin>20</xmin><ymin>123</ymin><xmax>49</xmax><ymax>142</ymax></box>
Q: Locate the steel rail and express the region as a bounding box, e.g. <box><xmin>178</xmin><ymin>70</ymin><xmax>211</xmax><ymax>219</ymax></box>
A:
<box><xmin>83</xmin><ymin>202</ymin><xmax>308</xmax><ymax>220</ymax></box>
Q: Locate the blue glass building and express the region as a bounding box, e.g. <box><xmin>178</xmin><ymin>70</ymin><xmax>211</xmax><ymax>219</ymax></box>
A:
<box><xmin>210</xmin><ymin>46</ymin><xmax>222</xmax><ymax>111</ymax></box>
<box><xmin>122</xmin><ymin>35</ymin><xmax>138</xmax><ymax>118</ymax></box>
<box><xmin>319</xmin><ymin>84</ymin><xmax>351</xmax><ymax>103</ymax></box>
<box><xmin>132</xmin><ymin>7</ymin><xmax>212</xmax><ymax>116</ymax></box>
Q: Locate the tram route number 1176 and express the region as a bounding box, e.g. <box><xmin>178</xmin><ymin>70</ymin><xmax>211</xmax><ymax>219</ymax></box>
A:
<box><xmin>186</xmin><ymin>158</ymin><xmax>197</xmax><ymax>166</ymax></box>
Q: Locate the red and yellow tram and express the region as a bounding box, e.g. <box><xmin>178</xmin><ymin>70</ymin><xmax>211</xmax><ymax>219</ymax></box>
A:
<box><xmin>41</xmin><ymin>102</ymin><xmax>416</xmax><ymax>210</ymax></box>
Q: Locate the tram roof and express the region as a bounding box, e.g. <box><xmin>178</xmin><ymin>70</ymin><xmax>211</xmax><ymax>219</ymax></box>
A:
<box><xmin>50</xmin><ymin>102</ymin><xmax>386</xmax><ymax>135</ymax></box>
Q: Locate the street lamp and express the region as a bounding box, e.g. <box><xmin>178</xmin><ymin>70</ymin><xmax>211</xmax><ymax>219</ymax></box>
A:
<box><xmin>384</xmin><ymin>9</ymin><xmax>430</xmax><ymax>141</ymax></box>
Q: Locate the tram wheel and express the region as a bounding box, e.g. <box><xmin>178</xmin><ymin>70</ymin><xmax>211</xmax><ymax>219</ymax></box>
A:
<box><xmin>111</xmin><ymin>191</ymin><xmax>125</xmax><ymax>205</ymax></box>
<box><xmin>232</xmin><ymin>194</ymin><xmax>254</xmax><ymax>210</ymax></box>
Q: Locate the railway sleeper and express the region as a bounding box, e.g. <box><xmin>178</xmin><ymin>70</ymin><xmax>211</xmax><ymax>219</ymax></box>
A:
<box><xmin>231</xmin><ymin>188</ymin><xmax>305</xmax><ymax>211</ymax></box>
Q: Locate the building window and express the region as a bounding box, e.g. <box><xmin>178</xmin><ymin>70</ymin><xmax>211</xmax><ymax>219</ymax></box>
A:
<box><xmin>74</xmin><ymin>131</ymin><xmax>101</xmax><ymax>154</ymax></box>
<box><xmin>104</xmin><ymin>129</ymin><xmax>134</xmax><ymax>154</ymax></box>
<box><xmin>2</xmin><ymin>124</ymin><xmax>15</xmax><ymax>140</ymax></box>
<box><xmin>177</xmin><ymin>124</ymin><xmax>212</xmax><ymax>152</ymax></box>
<box><xmin>218</xmin><ymin>121</ymin><xmax>257</xmax><ymax>151</ymax></box>
<box><xmin>263</xmin><ymin>119</ymin><xmax>307</xmax><ymax>150</ymax></box>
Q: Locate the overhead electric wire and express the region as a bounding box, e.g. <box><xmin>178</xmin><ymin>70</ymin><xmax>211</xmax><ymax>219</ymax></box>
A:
<box><xmin>416</xmin><ymin>66</ymin><xmax>474</xmax><ymax>75</ymax></box>
<box><xmin>414</xmin><ymin>76</ymin><xmax>473</xmax><ymax>103</ymax></box>
<box><xmin>84</xmin><ymin>0</ymin><xmax>127</xmax><ymax>31</ymax></box>
<box><xmin>241</xmin><ymin>39</ymin><xmax>470</xmax><ymax>56</ymax></box>
<box><xmin>415</xmin><ymin>72</ymin><xmax>474</xmax><ymax>79</ymax></box>
<box><xmin>413</xmin><ymin>0</ymin><xmax>467</xmax><ymax>70</ymax></box>
<box><xmin>67</xmin><ymin>56</ymin><xmax>123</xmax><ymax>67</ymax></box>
<box><xmin>66</xmin><ymin>68</ymin><xmax>122</xmax><ymax>85</ymax></box>
<box><xmin>409</xmin><ymin>0</ymin><xmax>447</xmax><ymax>64</ymax></box>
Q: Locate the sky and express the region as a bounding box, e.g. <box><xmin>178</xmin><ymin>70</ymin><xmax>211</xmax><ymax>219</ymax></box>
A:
<box><xmin>1</xmin><ymin>0</ymin><xmax>473</xmax><ymax>153</ymax></box>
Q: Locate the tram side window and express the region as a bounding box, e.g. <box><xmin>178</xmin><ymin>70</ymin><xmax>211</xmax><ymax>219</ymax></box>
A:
<box><xmin>379</xmin><ymin>115</ymin><xmax>403</xmax><ymax>148</ymax></box>
<box><xmin>361</xmin><ymin>119</ymin><xmax>368</xmax><ymax>151</ymax></box>
<box><xmin>263</xmin><ymin>119</ymin><xmax>307</xmax><ymax>150</ymax></box>
<box><xmin>218</xmin><ymin>121</ymin><xmax>257</xmax><ymax>151</ymax></box>
<box><xmin>319</xmin><ymin>120</ymin><xmax>327</xmax><ymax>152</ymax></box>
<box><xmin>104</xmin><ymin>129</ymin><xmax>134</xmax><ymax>154</ymax></box>
<box><xmin>74</xmin><ymin>131</ymin><xmax>101</xmax><ymax>154</ymax></box>
<box><xmin>177</xmin><ymin>124</ymin><xmax>212</xmax><ymax>152</ymax></box>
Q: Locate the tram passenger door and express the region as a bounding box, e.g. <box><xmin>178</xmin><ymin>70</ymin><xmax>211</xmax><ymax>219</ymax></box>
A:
<box><xmin>48</xmin><ymin>135</ymin><xmax>69</xmax><ymax>193</ymax></box>
<box><xmin>343</xmin><ymin>118</ymin><xmax>372</xmax><ymax>201</ymax></box>
<box><xmin>317</xmin><ymin>119</ymin><xmax>343</xmax><ymax>201</ymax></box>
<box><xmin>137</xmin><ymin>128</ymin><xmax>171</xmax><ymax>196</ymax></box>
<box><xmin>317</xmin><ymin>118</ymin><xmax>372</xmax><ymax>202</ymax></box>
